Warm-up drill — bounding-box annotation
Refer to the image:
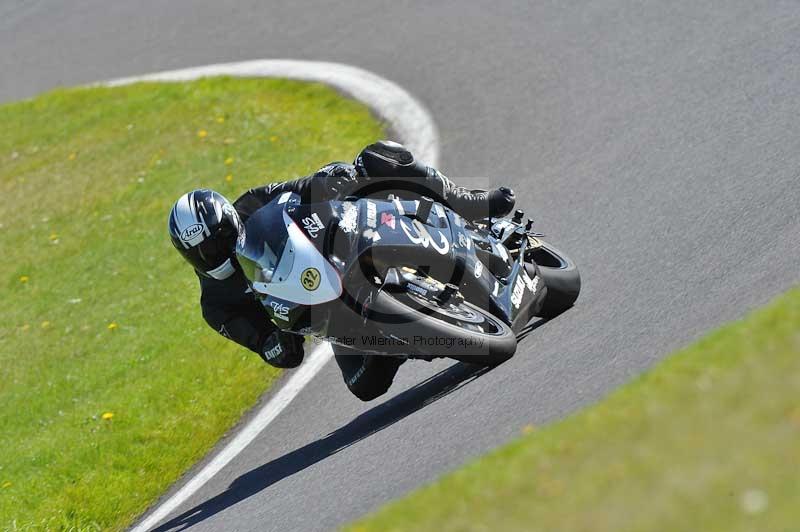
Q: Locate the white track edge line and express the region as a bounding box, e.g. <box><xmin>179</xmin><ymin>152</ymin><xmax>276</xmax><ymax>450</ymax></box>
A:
<box><xmin>102</xmin><ymin>59</ymin><xmax>439</xmax><ymax>166</ymax></box>
<box><xmin>131</xmin><ymin>343</ymin><xmax>332</xmax><ymax>532</ymax></box>
<box><xmin>119</xmin><ymin>60</ymin><xmax>440</xmax><ymax>532</ymax></box>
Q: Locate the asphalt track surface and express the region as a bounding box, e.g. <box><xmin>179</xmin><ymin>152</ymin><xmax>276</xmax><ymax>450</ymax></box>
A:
<box><xmin>4</xmin><ymin>2</ymin><xmax>800</xmax><ymax>530</ymax></box>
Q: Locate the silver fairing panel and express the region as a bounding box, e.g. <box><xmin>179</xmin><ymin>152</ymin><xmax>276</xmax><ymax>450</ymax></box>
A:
<box><xmin>252</xmin><ymin>210</ymin><xmax>343</xmax><ymax>305</ymax></box>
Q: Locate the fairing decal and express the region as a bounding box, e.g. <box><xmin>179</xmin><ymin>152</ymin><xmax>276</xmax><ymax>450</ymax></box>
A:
<box><xmin>252</xmin><ymin>211</ymin><xmax>343</xmax><ymax>305</ymax></box>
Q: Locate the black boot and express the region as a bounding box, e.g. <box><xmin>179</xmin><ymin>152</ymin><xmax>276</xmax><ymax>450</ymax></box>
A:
<box><xmin>355</xmin><ymin>140</ymin><xmax>516</xmax><ymax>221</ymax></box>
<box><xmin>434</xmin><ymin>171</ymin><xmax>516</xmax><ymax>221</ymax></box>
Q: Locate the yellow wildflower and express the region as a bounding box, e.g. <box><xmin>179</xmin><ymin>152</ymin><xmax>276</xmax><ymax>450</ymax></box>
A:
<box><xmin>789</xmin><ymin>406</ymin><xmax>800</xmax><ymax>428</ymax></box>
<box><xmin>101</xmin><ymin>412</ymin><xmax>114</xmax><ymax>420</ymax></box>
<box><xmin>107</xmin><ymin>322</ymin><xmax>118</xmax><ymax>331</ymax></box>
<box><xmin>41</xmin><ymin>321</ymin><xmax>51</xmax><ymax>329</ymax></box>
<box><xmin>216</xmin><ymin>116</ymin><xmax>225</xmax><ymax>124</ymax></box>
<box><xmin>49</xmin><ymin>233</ymin><xmax>59</xmax><ymax>242</ymax></box>
<box><xmin>224</xmin><ymin>157</ymin><xmax>234</xmax><ymax>165</ymax></box>
<box><xmin>68</xmin><ymin>152</ymin><xmax>77</xmax><ymax>161</ymax></box>
<box><xmin>225</xmin><ymin>174</ymin><xmax>233</xmax><ymax>183</ymax></box>
<box><xmin>197</xmin><ymin>129</ymin><xmax>208</xmax><ymax>139</ymax></box>
<box><xmin>269</xmin><ymin>136</ymin><xmax>278</xmax><ymax>143</ymax></box>
<box><xmin>19</xmin><ymin>275</ymin><xmax>29</xmax><ymax>283</ymax></box>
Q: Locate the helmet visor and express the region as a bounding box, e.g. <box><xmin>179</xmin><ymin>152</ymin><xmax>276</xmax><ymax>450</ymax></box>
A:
<box><xmin>196</xmin><ymin>220</ymin><xmax>238</xmax><ymax>271</ymax></box>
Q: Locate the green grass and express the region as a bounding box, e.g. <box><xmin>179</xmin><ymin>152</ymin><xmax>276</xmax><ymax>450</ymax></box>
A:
<box><xmin>0</xmin><ymin>77</ymin><xmax>383</xmax><ymax>531</ymax></box>
<box><xmin>347</xmin><ymin>289</ymin><xmax>800</xmax><ymax>532</ymax></box>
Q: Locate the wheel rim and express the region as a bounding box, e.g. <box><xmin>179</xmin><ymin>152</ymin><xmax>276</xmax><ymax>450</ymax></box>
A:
<box><xmin>398</xmin><ymin>291</ymin><xmax>507</xmax><ymax>336</ymax></box>
<box><xmin>406</xmin><ymin>291</ymin><xmax>484</xmax><ymax>323</ymax></box>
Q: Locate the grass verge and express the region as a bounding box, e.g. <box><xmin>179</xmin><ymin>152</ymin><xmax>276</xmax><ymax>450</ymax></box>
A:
<box><xmin>347</xmin><ymin>288</ymin><xmax>800</xmax><ymax>532</ymax></box>
<box><xmin>0</xmin><ymin>77</ymin><xmax>383</xmax><ymax>530</ymax></box>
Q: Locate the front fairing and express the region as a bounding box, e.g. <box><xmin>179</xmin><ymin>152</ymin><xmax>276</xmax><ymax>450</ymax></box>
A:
<box><xmin>236</xmin><ymin>193</ymin><xmax>343</xmax><ymax>326</ymax></box>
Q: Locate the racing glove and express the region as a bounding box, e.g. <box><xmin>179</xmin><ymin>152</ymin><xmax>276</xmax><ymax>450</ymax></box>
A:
<box><xmin>259</xmin><ymin>330</ymin><xmax>305</xmax><ymax>368</ymax></box>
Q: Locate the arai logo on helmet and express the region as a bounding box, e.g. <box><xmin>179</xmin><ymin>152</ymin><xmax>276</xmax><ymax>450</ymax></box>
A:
<box><xmin>180</xmin><ymin>223</ymin><xmax>204</xmax><ymax>242</ymax></box>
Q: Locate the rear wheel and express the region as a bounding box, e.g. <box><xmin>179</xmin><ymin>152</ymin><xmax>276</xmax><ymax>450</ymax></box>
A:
<box><xmin>526</xmin><ymin>240</ymin><xmax>581</xmax><ymax>318</ymax></box>
<box><xmin>365</xmin><ymin>285</ymin><xmax>517</xmax><ymax>367</ymax></box>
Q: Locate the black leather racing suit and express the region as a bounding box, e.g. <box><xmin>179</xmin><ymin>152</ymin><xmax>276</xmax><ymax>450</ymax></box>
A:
<box><xmin>199</xmin><ymin>142</ymin><xmax>514</xmax><ymax>401</ymax></box>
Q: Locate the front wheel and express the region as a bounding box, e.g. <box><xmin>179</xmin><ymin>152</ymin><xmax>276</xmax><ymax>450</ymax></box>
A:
<box><xmin>527</xmin><ymin>240</ymin><xmax>581</xmax><ymax>319</ymax></box>
<box><xmin>364</xmin><ymin>288</ymin><xmax>517</xmax><ymax>367</ymax></box>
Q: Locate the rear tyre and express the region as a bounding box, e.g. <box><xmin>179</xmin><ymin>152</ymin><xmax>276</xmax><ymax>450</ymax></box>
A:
<box><xmin>364</xmin><ymin>288</ymin><xmax>517</xmax><ymax>367</ymax></box>
<box><xmin>527</xmin><ymin>241</ymin><xmax>581</xmax><ymax>319</ymax></box>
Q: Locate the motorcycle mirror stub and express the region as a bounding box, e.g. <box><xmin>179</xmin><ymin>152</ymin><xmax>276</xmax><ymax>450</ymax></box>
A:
<box><xmin>415</xmin><ymin>196</ymin><xmax>434</xmax><ymax>224</ymax></box>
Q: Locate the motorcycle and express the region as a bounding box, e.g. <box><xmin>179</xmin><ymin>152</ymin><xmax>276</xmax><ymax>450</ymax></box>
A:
<box><xmin>237</xmin><ymin>190</ymin><xmax>580</xmax><ymax>366</ymax></box>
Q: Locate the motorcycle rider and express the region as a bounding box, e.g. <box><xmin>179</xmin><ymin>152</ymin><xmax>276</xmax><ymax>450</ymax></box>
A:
<box><xmin>168</xmin><ymin>140</ymin><xmax>515</xmax><ymax>401</ymax></box>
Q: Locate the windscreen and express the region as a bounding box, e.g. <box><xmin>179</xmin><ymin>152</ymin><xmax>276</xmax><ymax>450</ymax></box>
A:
<box><xmin>236</xmin><ymin>203</ymin><xmax>294</xmax><ymax>286</ymax></box>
